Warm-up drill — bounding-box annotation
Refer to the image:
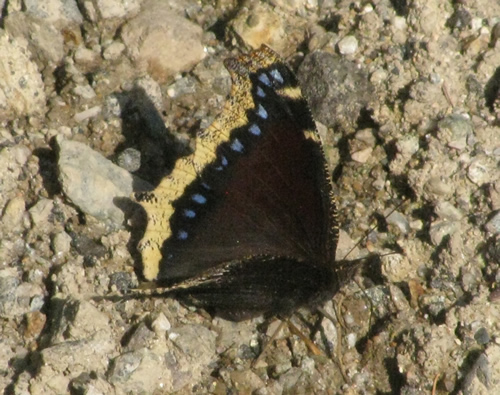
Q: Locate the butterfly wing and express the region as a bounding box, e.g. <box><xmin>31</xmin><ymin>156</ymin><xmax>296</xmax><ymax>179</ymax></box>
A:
<box><xmin>167</xmin><ymin>256</ymin><xmax>338</xmax><ymax>321</ymax></box>
<box><xmin>137</xmin><ymin>46</ymin><xmax>338</xmax><ymax>303</ymax></box>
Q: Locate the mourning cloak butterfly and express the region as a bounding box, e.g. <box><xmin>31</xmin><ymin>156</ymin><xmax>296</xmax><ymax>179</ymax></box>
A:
<box><xmin>136</xmin><ymin>45</ymin><xmax>346</xmax><ymax>321</ymax></box>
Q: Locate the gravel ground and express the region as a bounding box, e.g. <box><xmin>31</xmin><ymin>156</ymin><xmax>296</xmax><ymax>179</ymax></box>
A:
<box><xmin>1</xmin><ymin>0</ymin><xmax>500</xmax><ymax>394</ymax></box>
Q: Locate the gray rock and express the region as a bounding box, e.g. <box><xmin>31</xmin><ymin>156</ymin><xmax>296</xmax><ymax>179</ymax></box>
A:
<box><xmin>429</xmin><ymin>220</ymin><xmax>459</xmax><ymax>246</ymax></box>
<box><xmin>298</xmin><ymin>51</ymin><xmax>374</xmax><ymax>131</ymax></box>
<box><xmin>108</xmin><ymin>349</ymin><xmax>171</xmax><ymax>392</ymax></box>
<box><xmin>33</xmin><ymin>334</ymin><xmax>116</xmax><ymax>393</ymax></box>
<box><xmin>425</xmin><ymin>176</ymin><xmax>454</xmax><ymax>197</ymax></box>
<box><xmin>338</xmin><ymin>35</ymin><xmax>358</xmax><ymax>55</ymax></box>
<box><xmin>461</xmin><ymin>352</ymin><xmax>490</xmax><ymax>394</ymax></box>
<box><xmin>0</xmin><ymin>31</ymin><xmax>46</xmax><ymax>120</ymax></box>
<box><xmin>0</xmin><ymin>268</ymin><xmax>20</xmax><ymax>317</ymax></box>
<box><xmin>74</xmin><ymin>46</ymin><xmax>101</xmax><ymax>69</ymax></box>
<box><xmin>52</xmin><ymin>231</ymin><xmax>72</xmax><ymax>255</ymax></box>
<box><xmin>56</xmin><ymin>136</ymin><xmax>151</xmax><ymax>227</ymax></box>
<box><xmin>74</xmin><ymin>105</ymin><xmax>102</xmax><ymax>122</ymax></box>
<box><xmin>437</xmin><ymin>114</ymin><xmax>473</xmax><ymax>150</ymax></box>
<box><xmin>116</xmin><ymin>148</ymin><xmax>141</xmax><ymax>172</ymax></box>
<box><xmin>91</xmin><ymin>0</ymin><xmax>141</xmax><ymax>19</ymax></box>
<box><xmin>121</xmin><ymin>0</ymin><xmax>205</xmax><ymax>83</ymax></box>
<box><xmin>168</xmin><ymin>324</ymin><xmax>217</xmax><ymax>359</ymax></box>
<box><xmin>151</xmin><ymin>312</ymin><xmax>171</xmax><ymax>335</ymax></box>
<box><xmin>386</xmin><ymin>210</ymin><xmax>411</xmax><ymax>234</ymax></box>
<box><xmin>0</xmin><ymin>146</ymin><xmax>31</xmax><ymax>209</ymax></box>
<box><xmin>4</xmin><ymin>12</ymin><xmax>65</xmax><ymax>64</ymax></box>
<box><xmin>47</xmin><ymin>298</ymin><xmax>111</xmax><ymax>343</ymax></box>
<box><xmin>29</xmin><ymin>198</ymin><xmax>54</xmax><ymax>228</ymax></box>
<box><xmin>133</xmin><ymin>76</ymin><xmax>167</xmax><ymax>137</ymax></box>
<box><xmin>468</xmin><ymin>157</ymin><xmax>495</xmax><ymax>186</ymax></box>
<box><xmin>435</xmin><ymin>201</ymin><xmax>464</xmax><ymax>221</ymax></box>
<box><xmin>124</xmin><ymin>322</ymin><xmax>156</xmax><ymax>351</ymax></box>
<box><xmin>102</xmin><ymin>41</ymin><xmax>126</xmax><ymax>60</ymax></box>
<box><xmin>0</xmin><ymin>268</ymin><xmax>44</xmax><ymax>318</ymax></box>
<box><xmin>474</xmin><ymin>327</ymin><xmax>490</xmax><ymax>345</ymax></box>
<box><xmin>24</xmin><ymin>0</ymin><xmax>83</xmax><ymax>25</ymax></box>
<box><xmin>229</xmin><ymin>3</ymin><xmax>287</xmax><ymax>54</ymax></box>
<box><xmin>485</xmin><ymin>210</ymin><xmax>500</xmax><ymax>234</ymax></box>
<box><xmin>73</xmin><ymin>84</ymin><xmax>97</xmax><ymax>99</ymax></box>
<box><xmin>1</xmin><ymin>196</ymin><xmax>26</xmax><ymax>233</ymax></box>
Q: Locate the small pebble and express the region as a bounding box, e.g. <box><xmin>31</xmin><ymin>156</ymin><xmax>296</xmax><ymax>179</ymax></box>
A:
<box><xmin>386</xmin><ymin>210</ymin><xmax>410</xmax><ymax>234</ymax></box>
<box><xmin>74</xmin><ymin>46</ymin><xmax>100</xmax><ymax>67</ymax></box>
<box><xmin>74</xmin><ymin>106</ymin><xmax>102</xmax><ymax>122</ymax></box>
<box><xmin>24</xmin><ymin>311</ymin><xmax>47</xmax><ymax>339</ymax></box>
<box><xmin>103</xmin><ymin>42</ymin><xmax>125</xmax><ymax>60</ymax></box>
<box><xmin>29</xmin><ymin>198</ymin><xmax>54</xmax><ymax>227</ymax></box>
<box><xmin>355</xmin><ymin>129</ymin><xmax>376</xmax><ymax>146</ymax></box>
<box><xmin>397</xmin><ymin>135</ymin><xmax>420</xmax><ymax>156</ymax></box>
<box><xmin>429</xmin><ymin>220</ymin><xmax>459</xmax><ymax>246</ymax></box>
<box><xmin>435</xmin><ymin>201</ymin><xmax>463</xmax><ymax>221</ymax></box>
<box><xmin>351</xmin><ymin>147</ymin><xmax>373</xmax><ymax>163</ymax></box>
<box><xmin>467</xmin><ymin>158</ymin><xmax>490</xmax><ymax>185</ymax></box>
<box><xmin>426</xmin><ymin>176</ymin><xmax>453</xmax><ymax>196</ymax></box>
<box><xmin>1</xmin><ymin>196</ymin><xmax>26</xmax><ymax>231</ymax></box>
<box><xmin>437</xmin><ymin>114</ymin><xmax>473</xmax><ymax>151</ymax></box>
<box><xmin>370</xmin><ymin>68</ymin><xmax>388</xmax><ymax>84</ymax></box>
<box><xmin>73</xmin><ymin>84</ymin><xmax>96</xmax><ymax>99</ymax></box>
<box><xmin>338</xmin><ymin>35</ymin><xmax>358</xmax><ymax>55</ymax></box>
<box><xmin>10</xmin><ymin>145</ymin><xmax>32</xmax><ymax>166</ymax></box>
<box><xmin>393</xmin><ymin>16</ymin><xmax>407</xmax><ymax>30</ymax></box>
<box><xmin>485</xmin><ymin>211</ymin><xmax>500</xmax><ymax>234</ymax></box>
<box><xmin>116</xmin><ymin>148</ymin><xmax>141</xmax><ymax>172</ymax></box>
<box><xmin>52</xmin><ymin>231</ymin><xmax>72</xmax><ymax>255</ymax></box>
<box><xmin>346</xmin><ymin>333</ymin><xmax>357</xmax><ymax>348</ymax></box>
<box><xmin>151</xmin><ymin>313</ymin><xmax>171</xmax><ymax>335</ymax></box>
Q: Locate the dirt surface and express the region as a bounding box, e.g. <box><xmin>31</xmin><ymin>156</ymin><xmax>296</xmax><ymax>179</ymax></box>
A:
<box><xmin>1</xmin><ymin>0</ymin><xmax>500</xmax><ymax>394</ymax></box>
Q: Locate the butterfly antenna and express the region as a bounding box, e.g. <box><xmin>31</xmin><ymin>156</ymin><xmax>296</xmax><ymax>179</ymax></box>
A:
<box><xmin>316</xmin><ymin>303</ymin><xmax>351</xmax><ymax>384</ymax></box>
<box><xmin>341</xmin><ymin>197</ymin><xmax>409</xmax><ymax>325</ymax></box>
<box><xmin>287</xmin><ymin>319</ymin><xmax>323</xmax><ymax>356</ymax></box>
<box><xmin>341</xmin><ymin>199</ymin><xmax>407</xmax><ymax>262</ymax></box>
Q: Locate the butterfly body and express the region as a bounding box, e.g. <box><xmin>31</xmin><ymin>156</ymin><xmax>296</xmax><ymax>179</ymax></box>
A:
<box><xmin>137</xmin><ymin>45</ymin><xmax>340</xmax><ymax>321</ymax></box>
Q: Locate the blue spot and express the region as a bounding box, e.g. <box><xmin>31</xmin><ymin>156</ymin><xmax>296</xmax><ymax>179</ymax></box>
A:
<box><xmin>214</xmin><ymin>156</ymin><xmax>227</xmax><ymax>171</ymax></box>
<box><xmin>231</xmin><ymin>138</ymin><xmax>244</xmax><ymax>152</ymax></box>
<box><xmin>249</xmin><ymin>124</ymin><xmax>261</xmax><ymax>136</ymax></box>
<box><xmin>177</xmin><ymin>230</ymin><xmax>188</xmax><ymax>240</ymax></box>
<box><xmin>257</xmin><ymin>104</ymin><xmax>268</xmax><ymax>119</ymax></box>
<box><xmin>191</xmin><ymin>194</ymin><xmax>207</xmax><ymax>204</ymax></box>
<box><xmin>256</xmin><ymin>86</ymin><xmax>266</xmax><ymax>97</ymax></box>
<box><xmin>201</xmin><ymin>182</ymin><xmax>211</xmax><ymax>190</ymax></box>
<box><xmin>183</xmin><ymin>209</ymin><xmax>196</xmax><ymax>218</ymax></box>
<box><xmin>270</xmin><ymin>69</ymin><xmax>284</xmax><ymax>84</ymax></box>
<box><xmin>258</xmin><ymin>73</ymin><xmax>271</xmax><ymax>86</ymax></box>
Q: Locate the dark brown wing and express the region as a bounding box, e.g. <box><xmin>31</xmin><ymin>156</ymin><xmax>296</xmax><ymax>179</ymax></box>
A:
<box><xmin>168</xmin><ymin>256</ymin><xmax>339</xmax><ymax>321</ymax></box>
<box><xmin>137</xmin><ymin>46</ymin><xmax>338</xmax><ymax>298</ymax></box>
